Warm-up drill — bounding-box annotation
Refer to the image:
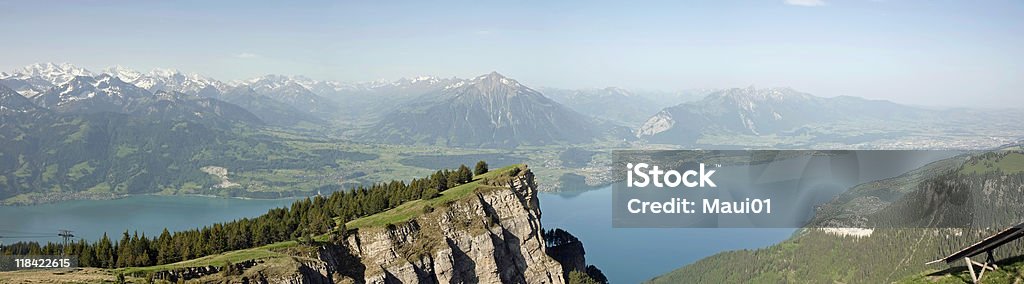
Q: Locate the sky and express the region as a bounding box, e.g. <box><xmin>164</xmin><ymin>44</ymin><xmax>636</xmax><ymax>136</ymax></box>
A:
<box><xmin>0</xmin><ymin>0</ymin><xmax>1021</xmax><ymax>107</ymax></box>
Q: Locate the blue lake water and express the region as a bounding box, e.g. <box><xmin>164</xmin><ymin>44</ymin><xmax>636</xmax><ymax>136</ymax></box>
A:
<box><xmin>540</xmin><ymin>150</ymin><xmax>963</xmax><ymax>283</ymax></box>
<box><xmin>0</xmin><ymin>195</ymin><xmax>297</xmax><ymax>243</ymax></box>
<box><xmin>540</xmin><ymin>187</ymin><xmax>794</xmax><ymax>284</ymax></box>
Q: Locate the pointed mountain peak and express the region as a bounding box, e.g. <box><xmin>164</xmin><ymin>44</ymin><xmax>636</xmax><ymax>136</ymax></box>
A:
<box><xmin>370</xmin><ymin>70</ymin><xmax>603</xmax><ymax>147</ymax></box>
<box><xmin>476</xmin><ymin>71</ymin><xmax>507</xmax><ymax>81</ymax></box>
<box><xmin>469</xmin><ymin>71</ymin><xmax>522</xmax><ymax>89</ymax></box>
<box><xmin>0</xmin><ymin>84</ymin><xmax>38</xmax><ymax>113</ymax></box>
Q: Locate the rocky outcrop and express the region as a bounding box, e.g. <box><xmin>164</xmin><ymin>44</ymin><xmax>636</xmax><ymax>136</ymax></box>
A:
<box><xmin>152</xmin><ymin>259</ymin><xmax>262</xmax><ymax>282</ymax></box>
<box><xmin>254</xmin><ymin>244</ymin><xmax>355</xmax><ymax>284</ymax></box>
<box><xmin>343</xmin><ymin>169</ymin><xmax>566</xmax><ymax>284</ymax></box>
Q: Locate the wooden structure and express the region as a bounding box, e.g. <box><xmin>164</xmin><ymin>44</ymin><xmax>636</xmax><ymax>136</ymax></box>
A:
<box><xmin>927</xmin><ymin>222</ymin><xmax>1024</xmax><ymax>283</ymax></box>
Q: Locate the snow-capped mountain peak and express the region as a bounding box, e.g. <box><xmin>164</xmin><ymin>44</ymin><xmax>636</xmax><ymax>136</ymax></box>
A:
<box><xmin>393</xmin><ymin>75</ymin><xmax>442</xmax><ymax>86</ymax></box>
<box><xmin>28</xmin><ymin>72</ymin><xmax>151</xmax><ymax>113</ymax></box>
<box><xmin>369</xmin><ymin>71</ymin><xmax>607</xmax><ymax>148</ymax></box>
<box><xmin>103</xmin><ymin>65</ymin><xmax>144</xmax><ymax>82</ymax></box>
<box><xmin>468</xmin><ymin>71</ymin><xmax>523</xmax><ymax>89</ymax></box>
<box><xmin>17</xmin><ymin>62</ymin><xmax>93</xmax><ymax>86</ymax></box>
<box><xmin>99</xmin><ymin>65</ymin><xmax>226</xmax><ymax>96</ymax></box>
<box><xmin>444</xmin><ymin>81</ymin><xmax>467</xmax><ymax>90</ymax></box>
<box><xmin>150</xmin><ymin>68</ymin><xmax>183</xmax><ymax>78</ymax></box>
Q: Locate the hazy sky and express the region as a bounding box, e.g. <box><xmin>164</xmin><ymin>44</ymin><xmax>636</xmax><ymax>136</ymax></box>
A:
<box><xmin>1</xmin><ymin>0</ymin><xmax>1021</xmax><ymax>107</ymax></box>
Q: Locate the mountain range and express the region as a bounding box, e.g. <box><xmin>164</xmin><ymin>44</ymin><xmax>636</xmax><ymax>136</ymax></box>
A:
<box><xmin>0</xmin><ymin>62</ymin><xmax>93</xmax><ymax>98</ymax></box>
<box><xmin>103</xmin><ymin>65</ymin><xmax>229</xmax><ymax>97</ymax></box>
<box><xmin>633</xmin><ymin>86</ymin><xmax>1019</xmax><ymax>147</ymax></box>
<box><xmin>0</xmin><ymin>63</ymin><xmax>639</xmax><ymax>202</ymax></box>
<box><xmin>1</xmin><ymin>64</ymin><xmax>643</xmax><ymax>147</ymax></box>
<box><xmin>2</xmin><ymin>61</ymin><xmax>1023</xmax><ymax>206</ymax></box>
<box><xmin>641</xmin><ymin>87</ymin><xmax>888</xmax><ymax>141</ymax></box>
<box><xmin>3</xmin><ymin>62</ymin><xmax>1023</xmax><ymax>150</ymax></box>
<box><xmin>540</xmin><ymin>87</ymin><xmax>662</xmax><ymax>127</ymax></box>
<box><xmin>368</xmin><ymin>72</ymin><xmax>623</xmax><ymax>148</ymax></box>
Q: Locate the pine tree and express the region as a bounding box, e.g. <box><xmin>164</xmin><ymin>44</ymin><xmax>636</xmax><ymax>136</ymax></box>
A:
<box><xmin>475</xmin><ymin>160</ymin><xmax>489</xmax><ymax>175</ymax></box>
<box><xmin>78</xmin><ymin>239</ymin><xmax>96</xmax><ymax>267</ymax></box>
<box><xmin>96</xmin><ymin>233</ymin><xmax>115</xmax><ymax>268</ymax></box>
<box><xmin>422</xmin><ymin>186</ymin><xmax>439</xmax><ymax>200</ymax></box>
<box><xmin>457</xmin><ymin>164</ymin><xmax>473</xmax><ymax>184</ymax></box>
<box><xmin>156</xmin><ymin>228</ymin><xmax>174</xmax><ymax>265</ymax></box>
<box><xmin>116</xmin><ymin>231</ymin><xmax>131</xmax><ymax>268</ymax></box>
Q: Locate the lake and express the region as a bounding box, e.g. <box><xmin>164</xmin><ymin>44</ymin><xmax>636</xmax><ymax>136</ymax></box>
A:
<box><xmin>540</xmin><ymin>150</ymin><xmax>963</xmax><ymax>283</ymax></box>
<box><xmin>540</xmin><ymin>187</ymin><xmax>794</xmax><ymax>284</ymax></box>
<box><xmin>0</xmin><ymin>195</ymin><xmax>297</xmax><ymax>244</ymax></box>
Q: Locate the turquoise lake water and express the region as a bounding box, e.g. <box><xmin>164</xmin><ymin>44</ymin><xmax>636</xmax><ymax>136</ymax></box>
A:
<box><xmin>539</xmin><ymin>187</ymin><xmax>794</xmax><ymax>283</ymax></box>
<box><xmin>0</xmin><ymin>195</ymin><xmax>297</xmax><ymax>243</ymax></box>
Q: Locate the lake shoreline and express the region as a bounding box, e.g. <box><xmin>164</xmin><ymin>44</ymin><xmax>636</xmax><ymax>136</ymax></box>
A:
<box><xmin>0</xmin><ymin>195</ymin><xmax>300</xmax><ymax>243</ymax></box>
<box><xmin>1</xmin><ymin>191</ymin><xmax>307</xmax><ymax>207</ymax></box>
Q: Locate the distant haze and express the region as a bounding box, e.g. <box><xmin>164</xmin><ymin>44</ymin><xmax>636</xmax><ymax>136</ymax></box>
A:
<box><xmin>1</xmin><ymin>0</ymin><xmax>1021</xmax><ymax>107</ymax></box>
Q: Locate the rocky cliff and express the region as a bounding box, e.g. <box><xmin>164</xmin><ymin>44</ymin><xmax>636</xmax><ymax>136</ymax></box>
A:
<box><xmin>340</xmin><ymin>168</ymin><xmax>566</xmax><ymax>283</ymax></box>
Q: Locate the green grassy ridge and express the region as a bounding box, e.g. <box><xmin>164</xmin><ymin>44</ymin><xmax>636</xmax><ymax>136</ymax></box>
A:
<box><xmin>960</xmin><ymin>151</ymin><xmax>1024</xmax><ymax>175</ymax></box>
<box><xmin>345</xmin><ymin>164</ymin><xmax>523</xmax><ymax>229</ymax></box>
<box><xmin>117</xmin><ymin>241</ymin><xmax>298</xmax><ymax>276</ymax></box>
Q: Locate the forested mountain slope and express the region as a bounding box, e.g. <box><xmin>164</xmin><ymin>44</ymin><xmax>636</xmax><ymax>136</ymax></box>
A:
<box><xmin>650</xmin><ymin>149</ymin><xmax>1024</xmax><ymax>283</ymax></box>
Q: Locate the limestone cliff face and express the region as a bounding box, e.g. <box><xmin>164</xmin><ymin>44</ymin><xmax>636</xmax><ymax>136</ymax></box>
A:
<box><xmin>341</xmin><ymin>169</ymin><xmax>565</xmax><ymax>284</ymax></box>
